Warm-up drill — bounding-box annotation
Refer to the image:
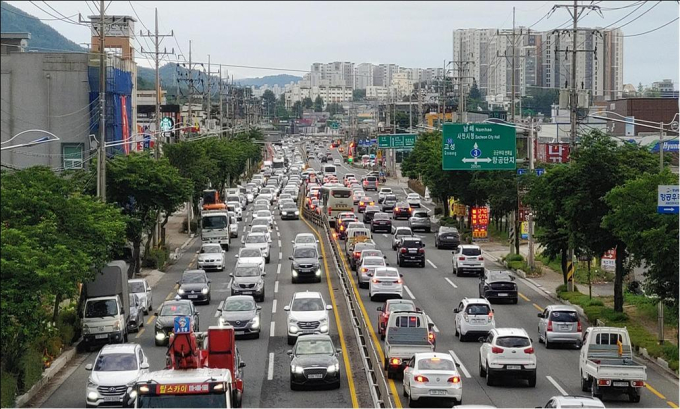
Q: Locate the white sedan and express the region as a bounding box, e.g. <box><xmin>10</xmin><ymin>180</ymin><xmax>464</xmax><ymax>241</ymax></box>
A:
<box><xmin>253</xmin><ymin>210</ymin><xmax>274</xmax><ymax>228</ymax></box>
<box><xmin>403</xmin><ymin>352</ymin><xmax>463</xmax><ymax>406</ymax></box>
<box><xmin>368</xmin><ymin>267</ymin><xmax>403</xmax><ymax>301</ymax></box>
<box><xmin>406</xmin><ymin>193</ymin><xmax>422</xmax><ymax>208</ymax></box>
<box><xmin>197</xmin><ymin>243</ymin><xmax>226</xmax><ymax>271</ymax></box>
<box><xmin>235</xmin><ymin>247</ymin><xmax>265</xmax><ymax>273</ymax></box>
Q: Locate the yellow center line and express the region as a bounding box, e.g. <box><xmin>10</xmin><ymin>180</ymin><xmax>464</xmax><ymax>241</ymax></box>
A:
<box><xmin>532</xmin><ymin>303</ymin><xmax>544</xmax><ymax>312</ymax></box>
<box><xmin>332</xmin><ymin>229</ymin><xmax>403</xmax><ymax>408</ymax></box>
<box><xmin>146</xmin><ymin>315</ymin><xmax>155</xmax><ymax>325</ymax></box>
<box><xmin>165</xmin><ymin>292</ymin><xmax>174</xmax><ymax>301</ymax></box>
<box><xmin>135</xmin><ymin>327</ymin><xmax>145</xmax><ymax>338</ymax></box>
<box><xmin>646</xmin><ymin>383</ymin><xmax>667</xmax><ymax>400</ymax></box>
<box><xmin>301</xmin><ymin>212</ymin><xmax>359</xmax><ymax>408</ymax></box>
<box><xmin>668</xmin><ymin>401</ymin><xmax>678</xmax><ymax>408</ymax></box>
<box><xmin>518</xmin><ymin>292</ymin><xmax>531</xmax><ymax>302</ymax></box>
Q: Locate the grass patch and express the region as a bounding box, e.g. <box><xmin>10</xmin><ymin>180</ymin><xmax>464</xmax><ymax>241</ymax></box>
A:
<box><xmin>1</xmin><ymin>371</ymin><xmax>17</xmax><ymax>408</ymax></box>
<box><xmin>557</xmin><ymin>288</ymin><xmax>679</xmax><ymax>372</ymax></box>
<box><xmin>537</xmin><ymin>253</ymin><xmax>613</xmax><ymax>284</ymax></box>
<box><xmin>624</xmin><ymin>292</ymin><xmax>679</xmax><ymax>328</ymax></box>
<box><xmin>488</xmin><ymin>223</ymin><xmax>508</xmax><ymax>242</ymax></box>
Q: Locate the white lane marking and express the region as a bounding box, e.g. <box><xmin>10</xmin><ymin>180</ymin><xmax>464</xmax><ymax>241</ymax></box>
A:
<box><xmin>426</xmin><ymin>315</ymin><xmax>440</xmax><ymax>333</ymax></box>
<box><xmin>276</xmin><ymin>264</ymin><xmax>281</xmax><ymax>275</ymax></box>
<box><xmin>214</xmin><ymin>301</ymin><xmax>224</xmax><ymax>318</ymax></box>
<box><xmin>267</xmin><ymin>352</ymin><xmax>275</xmax><ymax>380</ymax></box>
<box><xmin>270</xmin><ymin>321</ymin><xmax>275</xmax><ymax>337</ymax></box>
<box><xmin>403</xmin><ymin>285</ymin><xmax>416</xmax><ymax>300</ymax></box>
<box><xmin>448</xmin><ymin>349</ymin><xmax>471</xmax><ymax>378</ymax></box>
<box><xmin>427</xmin><ymin>260</ymin><xmax>438</xmax><ymax>269</ymax></box>
<box><xmin>445</xmin><ymin>277</ymin><xmax>458</xmax><ymax>289</ymax></box>
<box><xmin>242</xmin><ymin>225</ymin><xmax>246</xmax><ymax>233</ymax></box>
<box><xmin>278</xmin><ymin>240</ymin><xmax>282</xmax><ymax>248</ymax></box>
<box><xmin>546</xmin><ymin>376</ymin><xmax>568</xmax><ymax>395</ymax></box>
<box><xmin>272</xmin><ymin>299</ymin><xmax>277</xmax><ymax>314</ymax></box>
<box><xmin>274</xmin><ymin>281</ymin><xmax>279</xmax><ymax>293</ymax></box>
<box><xmin>278</xmin><ymin>251</ymin><xmax>283</xmax><ymax>259</ymax></box>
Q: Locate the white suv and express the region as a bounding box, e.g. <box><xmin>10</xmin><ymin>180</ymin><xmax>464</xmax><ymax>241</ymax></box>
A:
<box><xmin>454</xmin><ymin>298</ymin><xmax>495</xmax><ymax>342</ymax></box>
<box><xmin>478</xmin><ymin>328</ymin><xmax>537</xmax><ymax>387</ymax></box>
<box><xmin>85</xmin><ymin>344</ymin><xmax>149</xmax><ymax>407</ymax></box>
<box><xmin>452</xmin><ymin>245</ymin><xmax>485</xmax><ymax>276</ymax></box>
<box><xmin>378</xmin><ymin>187</ymin><xmax>393</xmax><ymax>202</ymax></box>
<box><xmin>284</xmin><ymin>291</ymin><xmax>333</xmax><ymax>345</ymax></box>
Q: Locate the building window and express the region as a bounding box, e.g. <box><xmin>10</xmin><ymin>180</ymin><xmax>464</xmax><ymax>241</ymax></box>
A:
<box><xmin>62</xmin><ymin>144</ymin><xmax>84</xmax><ymax>170</ymax></box>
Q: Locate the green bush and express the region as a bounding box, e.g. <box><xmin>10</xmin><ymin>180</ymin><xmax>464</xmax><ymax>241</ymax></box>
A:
<box><xmin>143</xmin><ymin>247</ymin><xmax>169</xmax><ymax>270</ymax></box>
<box><xmin>1</xmin><ymin>371</ymin><xmax>17</xmax><ymax>408</ymax></box>
<box><xmin>434</xmin><ymin>207</ymin><xmax>443</xmax><ymax>216</ymax></box>
<box><xmin>506</xmin><ymin>254</ymin><xmax>524</xmax><ymax>262</ymax></box>
<box><xmin>181</xmin><ymin>219</ymin><xmax>198</xmax><ymax>234</ymax></box>
<box><xmin>507</xmin><ymin>260</ymin><xmax>527</xmax><ymax>271</ymax></box>
<box><xmin>19</xmin><ymin>348</ymin><xmax>43</xmax><ymax>393</ymax></box>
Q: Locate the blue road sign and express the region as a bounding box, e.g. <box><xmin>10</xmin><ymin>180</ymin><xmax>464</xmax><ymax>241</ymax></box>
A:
<box><xmin>535</xmin><ymin>168</ymin><xmax>545</xmax><ymax>176</ymax></box>
<box><xmin>174</xmin><ymin>316</ymin><xmax>192</xmax><ymax>334</ymax></box>
<box><xmin>517</xmin><ymin>168</ymin><xmax>527</xmax><ymax>175</ymax></box>
<box><xmin>658</xmin><ymin>185</ymin><xmax>679</xmax><ymax>214</ymax></box>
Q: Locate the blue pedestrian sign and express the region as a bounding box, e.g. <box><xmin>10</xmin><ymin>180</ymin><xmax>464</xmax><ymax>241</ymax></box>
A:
<box><xmin>174</xmin><ymin>316</ymin><xmax>192</xmax><ymax>334</ymax></box>
<box><xmin>535</xmin><ymin>168</ymin><xmax>545</xmax><ymax>176</ymax></box>
<box><xmin>658</xmin><ymin>185</ymin><xmax>679</xmax><ymax>214</ymax></box>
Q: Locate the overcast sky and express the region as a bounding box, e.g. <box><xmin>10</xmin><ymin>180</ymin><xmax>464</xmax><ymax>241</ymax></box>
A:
<box><xmin>7</xmin><ymin>1</ymin><xmax>679</xmax><ymax>86</ymax></box>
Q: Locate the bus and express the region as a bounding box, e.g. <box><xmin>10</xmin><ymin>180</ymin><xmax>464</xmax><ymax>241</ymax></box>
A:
<box><xmin>319</xmin><ymin>185</ymin><xmax>353</xmax><ymax>227</ymax></box>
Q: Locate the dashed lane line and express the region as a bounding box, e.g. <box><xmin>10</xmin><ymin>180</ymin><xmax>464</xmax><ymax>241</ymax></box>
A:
<box><xmin>444</xmin><ymin>277</ymin><xmax>458</xmax><ymax>289</ymax></box>
<box><xmin>277</xmin><ymin>264</ymin><xmax>281</xmax><ymax>275</ymax></box>
<box><xmin>274</xmin><ymin>281</ymin><xmax>279</xmax><ymax>293</ymax></box>
<box><xmin>448</xmin><ymin>349</ymin><xmax>471</xmax><ymax>378</ymax></box>
<box><xmin>146</xmin><ymin>315</ymin><xmax>155</xmax><ymax>325</ymax></box>
<box><xmin>403</xmin><ymin>285</ymin><xmax>416</xmax><ymax>300</ymax></box>
<box><xmin>278</xmin><ymin>240</ymin><xmax>282</xmax><ymax>248</ymax></box>
<box><xmin>533</xmin><ymin>303</ymin><xmax>544</xmax><ymax>312</ymax></box>
<box><xmin>270</xmin><ymin>321</ymin><xmax>275</xmax><ymax>337</ymax></box>
<box><xmin>546</xmin><ymin>376</ymin><xmax>568</xmax><ymax>395</ymax></box>
<box><xmin>519</xmin><ymin>292</ymin><xmax>531</xmax><ymax>302</ymax></box>
<box><xmin>427</xmin><ymin>260</ymin><xmax>438</xmax><ymax>269</ymax></box>
<box><xmin>135</xmin><ymin>327</ymin><xmax>145</xmax><ymax>339</ymax></box>
<box><xmin>278</xmin><ymin>251</ymin><xmax>283</xmax><ymax>259</ymax></box>
<box><xmin>272</xmin><ymin>299</ymin><xmax>277</xmax><ymax>314</ymax></box>
<box><xmin>267</xmin><ymin>352</ymin><xmax>275</xmax><ymax>380</ymax></box>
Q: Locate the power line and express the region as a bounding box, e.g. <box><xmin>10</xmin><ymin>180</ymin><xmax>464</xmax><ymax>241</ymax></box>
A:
<box><xmin>622</xmin><ymin>16</ymin><xmax>678</xmax><ymax>37</ymax></box>
<box><xmin>0</xmin><ymin>3</ymin><xmax>77</xmax><ymax>21</ymax></box>
<box><xmin>41</xmin><ymin>1</ymin><xmax>82</xmax><ymax>25</ymax></box>
<box><xmin>600</xmin><ymin>0</ymin><xmax>648</xmax><ymax>29</ymax></box>
<box><xmin>615</xmin><ymin>0</ymin><xmax>660</xmax><ymax>29</ymax></box>
<box><xmin>27</xmin><ymin>1</ymin><xmax>87</xmax><ymax>26</ymax></box>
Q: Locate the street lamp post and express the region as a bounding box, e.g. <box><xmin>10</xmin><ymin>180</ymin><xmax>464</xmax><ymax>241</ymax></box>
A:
<box><xmin>1</xmin><ymin>129</ymin><xmax>61</xmax><ymax>151</ymax></box>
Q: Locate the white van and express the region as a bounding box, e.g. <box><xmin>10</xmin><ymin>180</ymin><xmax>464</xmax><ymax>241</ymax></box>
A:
<box><xmin>323</xmin><ymin>164</ymin><xmax>337</xmax><ymax>176</ymax></box>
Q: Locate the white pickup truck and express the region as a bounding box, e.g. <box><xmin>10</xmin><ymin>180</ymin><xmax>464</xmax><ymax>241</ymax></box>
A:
<box><xmin>384</xmin><ymin>311</ymin><xmax>435</xmax><ymax>379</ymax></box>
<box><xmin>579</xmin><ymin>327</ymin><xmax>646</xmax><ymax>402</ymax></box>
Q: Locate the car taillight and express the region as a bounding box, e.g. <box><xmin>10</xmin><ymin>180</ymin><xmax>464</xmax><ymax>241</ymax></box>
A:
<box><xmin>361</xmin><ymin>267</ymin><xmax>368</xmax><ymax>273</ymax></box>
<box><xmin>359</xmin><ymin>201</ymin><xmax>364</xmax><ymax>205</ymax></box>
<box><xmin>428</xmin><ymin>332</ymin><xmax>435</xmax><ymax>342</ymax></box>
<box><xmin>524</xmin><ymin>347</ymin><xmax>534</xmax><ymax>354</ymax></box>
<box><xmin>458</xmin><ymin>257</ymin><xmax>466</xmax><ymax>261</ymax></box>
<box><xmin>363</xmin><ymin>181</ymin><xmax>367</xmax><ymax>186</ymax></box>
<box><xmin>328</xmin><ymin>207</ymin><xmax>332</xmax><ymax>215</ymax></box>
<box><xmin>478</xmin><ymin>256</ymin><xmax>484</xmax><ymax>261</ymax></box>
<box><xmin>488</xmin><ymin>311</ymin><xmax>494</xmax><ymax>322</ymax></box>
<box><xmin>414</xmin><ymin>375</ymin><xmax>429</xmax><ymax>383</ymax></box>
<box><xmin>400</xmin><ymin>248</ymin><xmax>407</xmax><ymax>253</ymax></box>
<box><xmin>390</xmin><ymin>358</ymin><xmax>400</xmax><ymax>365</ymax></box>
<box><xmin>418</xmin><ymin>248</ymin><xmax>425</xmax><ymax>254</ymax></box>
<box><xmin>372</xmin><ymin>278</ymin><xmax>381</xmax><ymax>283</ymax></box>
<box><xmin>382</xmin><ymin>312</ymin><xmax>389</xmax><ymax>318</ymax></box>
<box><xmin>597</xmin><ymin>379</ymin><xmax>611</xmax><ymax>386</ymax></box>
<box><xmin>394</xmin><ymin>207</ymin><xmax>399</xmax><ymax>211</ymax></box>
<box><xmin>408</xmin><ymin>207</ymin><xmax>412</xmax><ymax>212</ymax></box>
<box><xmin>340</xmin><ymin>225</ymin><xmax>345</xmax><ymax>231</ymax></box>
<box><xmin>577</xmin><ymin>320</ymin><xmax>582</xmax><ymax>332</ymax></box>
<box><xmin>547</xmin><ymin>320</ymin><xmax>553</xmax><ymax>332</ymax></box>
<box><xmin>447</xmin><ymin>376</ymin><xmax>461</xmax><ymax>384</ymax></box>
<box><xmin>491</xmin><ymin>346</ymin><xmax>504</xmax><ymax>354</ymax></box>
<box><xmin>354</xmin><ymin>252</ymin><xmax>361</xmax><ymax>258</ymax></box>
<box><xmin>396</xmin><ymin>278</ymin><xmax>403</xmax><ymax>284</ymax></box>
<box><xmin>632</xmin><ymin>380</ymin><xmax>645</xmax><ymax>387</ymax></box>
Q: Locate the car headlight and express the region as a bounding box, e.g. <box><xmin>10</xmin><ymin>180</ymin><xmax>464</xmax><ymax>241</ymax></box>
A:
<box><xmin>291</xmin><ymin>364</ymin><xmax>304</xmax><ymax>374</ymax></box>
<box><xmin>201</xmin><ymin>288</ymin><xmax>209</xmax><ymax>294</ymax></box>
<box><xmin>319</xmin><ymin>324</ymin><xmax>329</xmax><ymax>333</ymax></box>
<box><xmin>113</xmin><ymin>320</ymin><xmax>121</xmax><ymax>331</ymax></box>
<box><xmin>87</xmin><ymin>391</ymin><xmax>99</xmax><ymax>401</ymax></box>
<box><xmin>83</xmin><ymin>326</ymin><xmax>90</xmax><ymax>335</ymax></box>
<box><xmin>219</xmin><ymin>316</ymin><xmax>226</xmax><ymax>326</ymax></box>
<box><xmin>155</xmin><ymin>331</ymin><xmax>166</xmax><ymax>340</ymax></box>
<box><xmin>282</xmin><ymin>211</ymin><xmax>287</xmax><ymax>215</ymax></box>
<box><xmin>129</xmin><ymin>390</ymin><xmax>137</xmax><ymax>400</ymax></box>
<box><xmin>315</xmin><ymin>268</ymin><xmax>321</xmax><ymax>276</ymax></box>
<box><xmin>327</xmin><ymin>363</ymin><xmax>339</xmax><ymax>373</ymax></box>
<box><xmin>289</xmin><ymin>325</ymin><xmax>299</xmax><ymax>333</ymax></box>
<box><xmin>251</xmin><ymin>316</ymin><xmax>260</xmax><ymax>328</ymax></box>
<box><xmin>256</xmin><ymin>280</ymin><xmax>264</xmax><ymax>288</ymax></box>
<box><xmin>232</xmin><ymin>281</ymin><xmax>240</xmax><ymax>289</ymax></box>
<box><xmin>178</xmin><ymin>288</ymin><xmax>185</xmax><ymax>295</ymax></box>
<box><xmin>87</xmin><ymin>379</ymin><xmax>98</xmax><ymax>389</ymax></box>
<box><xmin>294</xmin><ymin>211</ymin><xmax>299</xmax><ymax>215</ymax></box>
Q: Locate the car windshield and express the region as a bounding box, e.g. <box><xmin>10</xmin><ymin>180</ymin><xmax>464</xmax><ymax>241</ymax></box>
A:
<box><xmin>246</xmin><ymin>234</ymin><xmax>266</xmax><ymax>243</ymax></box>
<box><xmin>224</xmin><ymin>298</ymin><xmax>255</xmax><ymax>311</ymax></box>
<box><xmin>283</xmin><ymin>204</ymin><xmax>297</xmax><ymax>210</ymax></box>
<box><xmin>462</xmin><ymin>247</ymin><xmax>482</xmax><ymax>256</ymax></box>
<box><xmin>296</xmin><ymin>235</ymin><xmax>315</xmax><ymax>244</ymax></box>
<box><xmin>251</xmin><ymin>226</ymin><xmax>269</xmax><ymax>234</ymax></box>
<box><xmin>240</xmin><ymin>248</ymin><xmax>261</xmax><ymax>258</ymax></box>
<box><xmin>550</xmin><ymin>310</ymin><xmax>579</xmax><ymax>322</ymax></box>
<box><xmin>376</xmin><ymin>270</ymin><xmax>399</xmax><ymax>278</ymax></box>
<box><xmin>256</xmin><ymin>211</ymin><xmax>271</xmax><ymax>218</ymax></box>
<box><xmin>466</xmin><ymin>304</ymin><xmax>491</xmax><ymax>315</ymax></box>
<box><xmin>251</xmin><ymin>219</ymin><xmax>269</xmax><ymax>227</ymax></box>
<box><xmin>402</xmin><ymin>240</ymin><xmax>422</xmax><ymax>247</ymax></box>
<box><xmin>182</xmin><ymin>273</ymin><xmax>206</xmax><ymax>284</ymax></box>
<box><xmin>295</xmin><ymin>339</ymin><xmax>334</xmax><ymax>355</ymax></box>
<box><xmin>374</xmin><ymin>213</ymin><xmax>389</xmax><ymax>220</ymax></box>
<box><xmin>362</xmin><ymin>251</ymin><xmax>382</xmax><ymax>258</ymax></box>
<box><xmin>496</xmin><ymin>336</ymin><xmax>531</xmax><ymax>348</ymax></box>
<box><xmin>413</xmin><ymin>211</ymin><xmax>428</xmax><ymax>218</ymax></box>
<box><xmin>85</xmin><ymin>299</ymin><xmax>118</xmax><ymax>318</ymax></box>
<box><xmin>418</xmin><ymin>358</ymin><xmax>455</xmax><ymax>371</ymax></box>
<box><xmin>202</xmin><ymin>215</ymin><xmax>227</xmax><ymax>229</ymax></box>
<box><xmin>291</xmin><ymin>298</ymin><xmax>324</xmax><ymax>311</ymax></box>
<box><xmin>160</xmin><ymin>304</ymin><xmax>192</xmax><ymax>316</ymax></box>
<box><xmin>201</xmin><ymin>245</ymin><xmax>222</xmax><ymax>254</ymax></box>
<box><xmin>235</xmin><ymin>265</ymin><xmax>261</xmax><ymax>277</ymax></box>
<box><xmin>364</xmin><ymin>258</ymin><xmax>385</xmax><ymax>266</ymax></box>
<box><xmin>94</xmin><ymin>353</ymin><xmax>137</xmax><ymax>371</ymax></box>
<box><xmin>388</xmin><ymin>302</ymin><xmax>415</xmax><ymax>312</ymax></box>
<box><xmin>396</xmin><ymin>230</ymin><xmax>413</xmax><ymax>237</ymax></box>
<box><xmin>129</xmin><ymin>281</ymin><xmax>145</xmax><ymax>293</ymax></box>
<box><xmin>294</xmin><ymin>247</ymin><xmax>317</xmax><ymax>258</ymax></box>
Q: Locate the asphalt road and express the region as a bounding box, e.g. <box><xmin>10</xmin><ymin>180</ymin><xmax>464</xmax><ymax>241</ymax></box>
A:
<box><xmin>312</xmin><ymin>148</ymin><xmax>680</xmax><ymax>409</ymax></box>
<box><xmin>38</xmin><ymin>148</ymin><xmax>367</xmax><ymax>408</ymax></box>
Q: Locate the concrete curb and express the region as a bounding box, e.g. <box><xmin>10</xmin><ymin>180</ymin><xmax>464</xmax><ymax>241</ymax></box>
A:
<box><xmin>15</xmin><ymin>341</ymin><xmax>81</xmax><ymax>408</ymax></box>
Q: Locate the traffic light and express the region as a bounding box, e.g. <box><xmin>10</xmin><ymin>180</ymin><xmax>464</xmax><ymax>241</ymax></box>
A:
<box><xmin>348</xmin><ymin>156</ymin><xmax>354</xmax><ymax>163</ymax></box>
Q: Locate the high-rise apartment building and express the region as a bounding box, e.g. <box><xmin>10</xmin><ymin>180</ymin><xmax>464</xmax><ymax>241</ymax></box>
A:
<box><xmin>355</xmin><ymin>63</ymin><xmax>375</xmax><ymax>89</ymax></box>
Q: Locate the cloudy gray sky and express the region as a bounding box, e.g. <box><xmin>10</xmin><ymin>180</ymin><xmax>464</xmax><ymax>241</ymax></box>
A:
<box><xmin>7</xmin><ymin>1</ymin><xmax>679</xmax><ymax>86</ymax></box>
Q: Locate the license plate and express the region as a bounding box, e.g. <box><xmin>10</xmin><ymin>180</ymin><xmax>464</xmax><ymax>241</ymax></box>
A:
<box><xmin>408</xmin><ymin>248</ymin><xmax>417</xmax><ymax>251</ymax></box>
<box><xmin>382</xmin><ymin>282</ymin><xmax>392</xmax><ymax>286</ymax></box>
<box><xmin>613</xmin><ymin>381</ymin><xmax>629</xmax><ymax>387</ymax></box>
<box><xmin>506</xmin><ymin>365</ymin><xmax>522</xmax><ymax>370</ymax></box>
<box><xmin>559</xmin><ymin>325</ymin><xmax>570</xmax><ymax>331</ymax></box>
<box><xmin>308</xmin><ymin>374</ymin><xmax>323</xmax><ymax>379</ymax></box>
<box><xmin>95</xmin><ymin>334</ymin><xmax>107</xmax><ymax>339</ymax></box>
<box><xmin>429</xmin><ymin>390</ymin><xmax>447</xmax><ymax>396</ymax></box>
<box><xmin>498</xmin><ymin>293</ymin><xmax>508</xmax><ymax>297</ymax></box>
<box><xmin>103</xmin><ymin>396</ymin><xmax>122</xmax><ymax>402</ymax></box>
<box><xmin>242</xmin><ymin>291</ymin><xmax>253</xmax><ymax>295</ymax></box>
<box><xmin>235</xmin><ymin>331</ymin><xmax>245</xmax><ymax>335</ymax></box>
<box><xmin>188</xmin><ymin>295</ymin><xmax>198</xmax><ymax>299</ymax></box>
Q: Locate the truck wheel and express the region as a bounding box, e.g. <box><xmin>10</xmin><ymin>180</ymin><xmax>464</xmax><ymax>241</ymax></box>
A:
<box><xmin>527</xmin><ymin>372</ymin><xmax>537</xmax><ymax>387</ymax></box>
<box><xmin>629</xmin><ymin>390</ymin><xmax>641</xmax><ymax>403</ymax></box>
<box><xmin>580</xmin><ymin>372</ymin><xmax>591</xmax><ymax>392</ymax></box>
<box><xmin>479</xmin><ymin>357</ymin><xmax>486</xmax><ymax>377</ymax></box>
<box><xmin>591</xmin><ymin>383</ymin><xmax>602</xmax><ymax>399</ymax></box>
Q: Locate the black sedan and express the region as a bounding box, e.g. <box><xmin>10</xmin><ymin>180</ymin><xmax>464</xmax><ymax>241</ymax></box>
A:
<box><xmin>370</xmin><ymin>212</ymin><xmax>392</xmax><ymax>233</ymax></box>
<box><xmin>153</xmin><ymin>298</ymin><xmax>199</xmax><ymax>346</ymax></box>
<box><xmin>479</xmin><ymin>270</ymin><xmax>518</xmax><ymax>303</ymax></box>
<box><xmin>218</xmin><ymin>296</ymin><xmax>262</xmax><ymax>338</ymax></box>
<box><xmin>177</xmin><ymin>269</ymin><xmax>211</xmax><ymax>304</ymax></box>
<box><xmin>434</xmin><ymin>226</ymin><xmax>461</xmax><ymax>249</ymax></box>
<box><xmin>289</xmin><ymin>334</ymin><xmax>341</xmax><ymax>390</ymax></box>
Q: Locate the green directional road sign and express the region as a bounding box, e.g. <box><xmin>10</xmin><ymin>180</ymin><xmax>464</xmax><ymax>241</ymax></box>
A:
<box><xmin>378</xmin><ymin>134</ymin><xmax>417</xmax><ymax>149</ymax></box>
<box><xmin>442</xmin><ymin>123</ymin><xmax>516</xmax><ymax>170</ymax></box>
<box><xmin>329</xmin><ymin>121</ymin><xmax>339</xmax><ymax>130</ymax></box>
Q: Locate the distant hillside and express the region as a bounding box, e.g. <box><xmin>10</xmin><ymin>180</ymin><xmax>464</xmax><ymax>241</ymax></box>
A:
<box><xmin>0</xmin><ymin>1</ymin><xmax>85</xmax><ymax>53</ymax></box>
<box><xmin>235</xmin><ymin>74</ymin><xmax>302</xmax><ymax>87</ymax></box>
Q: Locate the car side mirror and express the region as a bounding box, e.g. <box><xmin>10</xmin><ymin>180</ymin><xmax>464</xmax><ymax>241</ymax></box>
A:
<box><xmin>367</xmin><ymin>272</ymin><xmax>373</xmax><ymax>277</ymax></box>
<box><xmin>399</xmin><ymin>273</ymin><xmax>404</xmax><ymax>277</ymax></box>
<box><xmin>239</xmin><ymin>362</ymin><xmax>246</xmax><ymax>369</ymax></box>
<box><xmin>284</xmin><ymin>306</ymin><xmax>290</xmax><ymax>311</ymax></box>
<box><xmin>175</xmin><ymin>281</ymin><xmax>179</xmax><ymax>284</ymax></box>
<box><xmin>146</xmin><ymin>288</ymin><xmax>151</xmax><ymax>292</ymax></box>
<box><xmin>291</xmin><ymin>240</ymin><xmax>295</xmax><ymax>244</ymax></box>
<box><xmin>452</xmin><ymin>251</ymin><xmax>456</xmax><ymax>254</ymax></box>
<box><xmin>287</xmin><ymin>350</ymin><xmax>293</xmax><ymax>356</ymax></box>
<box><xmin>386</xmin><ymin>262</ymin><xmax>390</xmax><ymax>266</ymax></box>
<box><xmin>455</xmin><ymin>362</ymin><xmax>461</xmax><ymax>368</ymax></box>
<box><xmin>537</xmin><ymin>313</ymin><xmax>543</xmax><ymax>318</ymax></box>
<box><xmin>141</xmin><ymin>362</ymin><xmax>150</xmax><ymax>370</ymax></box>
<box><xmin>377</xmin><ymin>306</ymin><xmax>383</xmax><ymax>311</ymax></box>
<box><xmin>336</xmin><ymin>348</ymin><xmax>342</xmax><ymax>354</ymax></box>
<box><xmin>235</xmin><ymin>255</ymin><xmax>239</xmax><ymax>258</ymax></box>
<box><xmin>326</xmin><ymin>305</ymin><xmax>333</xmax><ymax>310</ymax></box>
<box><xmin>478</xmin><ymin>337</ymin><xmax>486</xmax><ymax>343</ymax></box>
<box><xmin>289</xmin><ymin>256</ymin><xmax>294</xmax><ymax>260</ymax></box>
<box><xmin>453</xmin><ymin>308</ymin><xmax>459</xmax><ymax>313</ymax></box>
<box><xmin>154</xmin><ymin>311</ymin><xmax>159</xmax><ymax>316</ymax></box>
<box><xmin>511</xmin><ymin>276</ymin><xmax>516</xmax><ymax>281</ymax></box>
<box><xmin>257</xmin><ymin>306</ymin><xmax>262</xmax><ymax>310</ymax></box>
<box><xmin>208</xmin><ymin>280</ymin><xmax>211</xmax><ymax>283</ymax></box>
<box><xmin>85</xmin><ymin>364</ymin><xmax>93</xmax><ymax>371</ymax></box>
<box><xmin>318</xmin><ymin>256</ymin><xmax>323</xmax><ymax>260</ymax></box>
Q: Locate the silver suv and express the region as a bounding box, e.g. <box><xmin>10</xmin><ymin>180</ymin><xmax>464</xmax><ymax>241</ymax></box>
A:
<box><xmin>284</xmin><ymin>291</ymin><xmax>333</xmax><ymax>345</ymax></box>
<box><xmin>408</xmin><ymin>209</ymin><xmax>431</xmax><ymax>232</ymax></box>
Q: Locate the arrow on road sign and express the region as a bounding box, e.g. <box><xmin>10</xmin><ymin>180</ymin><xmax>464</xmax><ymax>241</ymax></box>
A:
<box><xmin>462</xmin><ymin>157</ymin><xmax>492</xmax><ymax>163</ymax></box>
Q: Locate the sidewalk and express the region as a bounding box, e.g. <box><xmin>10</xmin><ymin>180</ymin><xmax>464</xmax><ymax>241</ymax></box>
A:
<box><xmin>479</xmin><ymin>241</ymin><xmax>615</xmax><ymax>298</ymax></box>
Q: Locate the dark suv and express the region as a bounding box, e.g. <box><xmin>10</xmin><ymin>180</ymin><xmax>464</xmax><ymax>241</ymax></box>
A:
<box><xmin>392</xmin><ymin>201</ymin><xmax>412</xmax><ymax>220</ymax></box>
<box><xmin>370</xmin><ymin>212</ymin><xmax>392</xmax><ymax>233</ymax></box>
<box><xmin>396</xmin><ymin>237</ymin><xmax>426</xmax><ymax>268</ymax></box>
<box><xmin>479</xmin><ymin>270</ymin><xmax>518</xmax><ymax>304</ymax></box>
<box><xmin>363</xmin><ymin>205</ymin><xmax>380</xmax><ymax>223</ymax></box>
<box><xmin>380</xmin><ymin>195</ymin><xmax>398</xmax><ymax>212</ymax></box>
<box><xmin>435</xmin><ymin>226</ymin><xmax>461</xmax><ymax>249</ymax></box>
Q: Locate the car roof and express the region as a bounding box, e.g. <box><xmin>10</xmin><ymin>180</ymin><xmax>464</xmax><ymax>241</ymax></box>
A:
<box><xmin>493</xmin><ymin>328</ymin><xmax>529</xmax><ymax>337</ymax></box>
<box><xmin>461</xmin><ymin>297</ymin><xmax>491</xmax><ymax>305</ymax></box>
<box><xmin>295</xmin><ymin>233</ymin><xmax>315</xmax><ymax>238</ymax></box>
<box><xmin>226</xmin><ymin>295</ymin><xmax>256</xmax><ymax>302</ymax></box>
<box><xmin>293</xmin><ymin>291</ymin><xmax>323</xmax><ymax>299</ymax></box>
<box><xmin>374</xmin><ymin>267</ymin><xmax>399</xmax><ymax>275</ymax></box>
<box><xmin>183</xmin><ymin>269</ymin><xmax>206</xmax><ymax>275</ymax></box>
<box><xmin>293</xmin><ymin>243</ymin><xmax>317</xmax><ymax>250</ymax></box>
<box><xmin>386</xmin><ymin>299</ymin><xmax>415</xmax><ymax>306</ymax></box>
<box><xmin>459</xmin><ymin>244</ymin><xmax>481</xmax><ymax>249</ymax></box>
<box><xmin>551</xmin><ymin>396</ymin><xmax>605</xmax><ymax>407</ymax></box>
<box><xmin>413</xmin><ymin>352</ymin><xmax>455</xmax><ymax>361</ymax></box>
<box><xmin>546</xmin><ymin>305</ymin><xmax>579</xmax><ymax>312</ymax></box>
<box><xmin>362</xmin><ymin>256</ymin><xmax>385</xmax><ymax>262</ymax></box>
<box><xmin>99</xmin><ymin>343</ymin><xmax>139</xmax><ymax>354</ymax></box>
<box><xmin>295</xmin><ymin>334</ymin><xmax>333</xmax><ymax>343</ymax></box>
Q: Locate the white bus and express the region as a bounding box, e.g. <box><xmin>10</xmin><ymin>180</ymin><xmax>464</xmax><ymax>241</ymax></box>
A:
<box><xmin>319</xmin><ymin>185</ymin><xmax>353</xmax><ymax>227</ymax></box>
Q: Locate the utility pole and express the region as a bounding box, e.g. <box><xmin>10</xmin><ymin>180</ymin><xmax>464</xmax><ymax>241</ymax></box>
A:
<box><xmin>553</xmin><ymin>0</ymin><xmax>601</xmax><ymax>291</ymax></box>
<box><xmin>96</xmin><ymin>0</ymin><xmax>106</xmax><ymax>201</ymax></box>
<box><xmin>188</xmin><ymin>41</ymin><xmax>193</xmax><ymax>138</ymax></box>
<box><xmin>204</xmin><ymin>55</ymin><xmax>220</xmax><ymax>132</ymax></box>
<box><xmin>140</xmin><ymin>8</ymin><xmax>173</xmax><ymax>159</ymax></box>
<box><xmin>496</xmin><ymin>8</ymin><xmax>523</xmax><ymax>124</ymax></box>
